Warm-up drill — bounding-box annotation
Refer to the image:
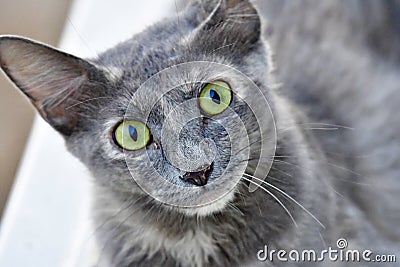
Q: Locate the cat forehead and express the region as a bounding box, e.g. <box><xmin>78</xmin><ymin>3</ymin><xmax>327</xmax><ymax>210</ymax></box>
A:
<box><xmin>117</xmin><ymin>60</ymin><xmax>251</xmax><ymax>102</ymax></box>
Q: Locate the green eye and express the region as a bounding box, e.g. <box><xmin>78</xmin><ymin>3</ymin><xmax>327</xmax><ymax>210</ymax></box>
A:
<box><xmin>199</xmin><ymin>81</ymin><xmax>232</xmax><ymax>115</ymax></box>
<box><xmin>113</xmin><ymin>120</ymin><xmax>151</xmax><ymax>151</ymax></box>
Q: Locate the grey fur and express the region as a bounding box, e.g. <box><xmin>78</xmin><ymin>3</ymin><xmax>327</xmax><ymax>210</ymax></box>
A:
<box><xmin>0</xmin><ymin>0</ymin><xmax>399</xmax><ymax>266</ymax></box>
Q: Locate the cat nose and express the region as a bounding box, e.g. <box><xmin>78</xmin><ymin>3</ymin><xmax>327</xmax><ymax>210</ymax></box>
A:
<box><xmin>180</xmin><ymin>163</ymin><xmax>213</xmax><ymax>186</ymax></box>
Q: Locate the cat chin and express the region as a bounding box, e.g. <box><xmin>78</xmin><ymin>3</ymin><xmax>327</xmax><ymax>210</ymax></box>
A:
<box><xmin>174</xmin><ymin>189</ymin><xmax>236</xmax><ymax>217</ymax></box>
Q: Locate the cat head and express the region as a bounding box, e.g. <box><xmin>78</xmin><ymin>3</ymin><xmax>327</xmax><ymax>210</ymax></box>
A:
<box><xmin>0</xmin><ymin>0</ymin><xmax>276</xmax><ymax>216</ymax></box>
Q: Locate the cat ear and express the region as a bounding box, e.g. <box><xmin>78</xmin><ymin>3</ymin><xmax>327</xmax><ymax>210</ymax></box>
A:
<box><xmin>0</xmin><ymin>36</ymin><xmax>100</xmax><ymax>136</ymax></box>
<box><xmin>193</xmin><ymin>0</ymin><xmax>261</xmax><ymax>53</ymax></box>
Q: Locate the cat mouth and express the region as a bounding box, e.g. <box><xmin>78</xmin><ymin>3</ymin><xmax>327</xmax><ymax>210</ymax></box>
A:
<box><xmin>179</xmin><ymin>163</ymin><xmax>214</xmax><ymax>186</ymax></box>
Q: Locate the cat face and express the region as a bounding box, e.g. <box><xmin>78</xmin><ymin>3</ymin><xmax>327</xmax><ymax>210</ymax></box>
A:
<box><xmin>0</xmin><ymin>0</ymin><xmax>276</xmax><ymax>216</ymax></box>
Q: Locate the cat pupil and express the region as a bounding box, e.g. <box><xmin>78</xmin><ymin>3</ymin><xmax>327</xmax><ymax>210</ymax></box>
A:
<box><xmin>128</xmin><ymin>125</ymin><xmax>138</xmax><ymax>141</ymax></box>
<box><xmin>209</xmin><ymin>89</ymin><xmax>221</xmax><ymax>104</ymax></box>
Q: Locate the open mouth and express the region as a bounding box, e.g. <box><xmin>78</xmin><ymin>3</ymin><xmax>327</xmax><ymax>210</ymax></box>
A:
<box><xmin>179</xmin><ymin>162</ymin><xmax>214</xmax><ymax>186</ymax></box>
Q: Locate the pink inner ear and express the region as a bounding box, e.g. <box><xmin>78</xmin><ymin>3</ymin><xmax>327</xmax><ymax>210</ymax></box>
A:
<box><xmin>0</xmin><ymin>37</ymin><xmax>91</xmax><ymax>134</ymax></box>
<box><xmin>226</xmin><ymin>0</ymin><xmax>244</xmax><ymax>9</ymax></box>
<box><xmin>226</xmin><ymin>0</ymin><xmax>255</xmax><ymax>11</ymax></box>
<box><xmin>0</xmin><ymin>39</ymin><xmax>87</xmax><ymax>103</ymax></box>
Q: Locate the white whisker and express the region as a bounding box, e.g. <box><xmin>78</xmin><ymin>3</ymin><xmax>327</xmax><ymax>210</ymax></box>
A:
<box><xmin>243</xmin><ymin>173</ymin><xmax>325</xmax><ymax>229</ymax></box>
<box><xmin>65</xmin><ymin>96</ymin><xmax>112</xmax><ymax>109</ymax></box>
<box><xmin>227</xmin><ymin>202</ymin><xmax>245</xmax><ymax>216</ymax></box>
<box><xmin>241</xmin><ymin>176</ymin><xmax>298</xmax><ymax>228</ymax></box>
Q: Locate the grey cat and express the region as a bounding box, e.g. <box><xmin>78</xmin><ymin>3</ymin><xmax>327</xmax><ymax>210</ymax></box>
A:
<box><xmin>0</xmin><ymin>0</ymin><xmax>399</xmax><ymax>266</ymax></box>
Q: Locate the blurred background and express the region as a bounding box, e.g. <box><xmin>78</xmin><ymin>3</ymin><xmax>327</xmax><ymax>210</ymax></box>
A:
<box><xmin>0</xmin><ymin>0</ymin><xmax>72</xmax><ymax>219</ymax></box>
